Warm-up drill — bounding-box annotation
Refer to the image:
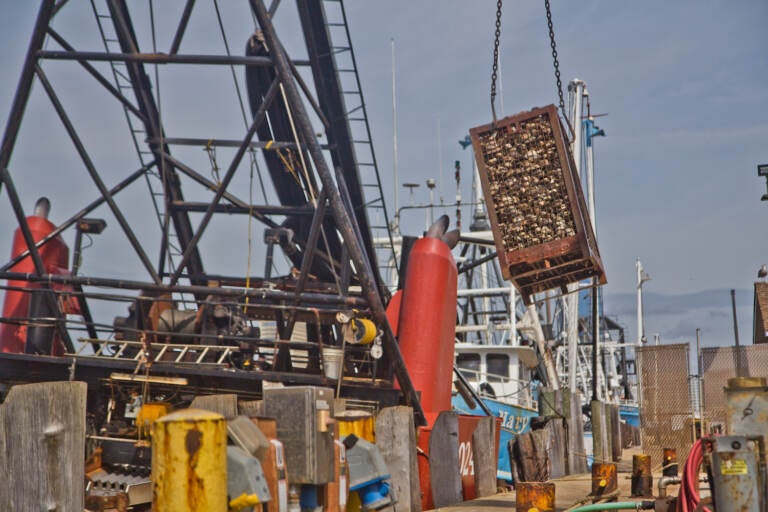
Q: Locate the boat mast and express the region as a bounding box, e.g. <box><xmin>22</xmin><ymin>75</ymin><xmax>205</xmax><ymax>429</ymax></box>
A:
<box><xmin>566</xmin><ymin>78</ymin><xmax>585</xmax><ymax>394</ymax></box>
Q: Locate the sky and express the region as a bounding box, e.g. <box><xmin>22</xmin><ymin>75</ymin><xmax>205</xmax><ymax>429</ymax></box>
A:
<box><xmin>0</xmin><ymin>1</ymin><xmax>767</xmax><ymax>348</ymax></box>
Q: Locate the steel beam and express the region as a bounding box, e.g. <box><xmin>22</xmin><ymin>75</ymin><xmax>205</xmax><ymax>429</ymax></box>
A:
<box><xmin>107</xmin><ymin>0</ymin><xmax>206</xmax><ymax>286</ymax></box>
<box><xmin>169</xmin><ymin>0</ymin><xmax>196</xmax><ymax>55</ymax></box>
<box><xmin>0</xmin><ymin>271</ymin><xmax>368</xmax><ymax>308</ymax></box>
<box><xmin>169</xmin><ymin>78</ymin><xmax>279</xmax><ymax>285</ymax></box>
<box><xmin>251</xmin><ymin>0</ymin><xmax>426</xmax><ymax>426</ymax></box>
<box><xmin>35</xmin><ymin>65</ymin><xmax>161</xmax><ymax>284</ymax></box>
<box><xmin>0</xmin><ymin>0</ymin><xmax>56</xmax><ymax>197</ymax></box>
<box><xmin>1</xmin><ymin>162</ymin><xmax>152</xmax><ymax>272</ymax></box>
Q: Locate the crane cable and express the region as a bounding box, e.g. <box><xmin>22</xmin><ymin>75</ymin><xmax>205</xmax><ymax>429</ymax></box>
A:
<box><xmin>544</xmin><ymin>0</ymin><xmax>574</xmax><ymax>139</ymax></box>
<box><xmin>490</xmin><ymin>0</ymin><xmax>502</xmax><ymax>125</ymax></box>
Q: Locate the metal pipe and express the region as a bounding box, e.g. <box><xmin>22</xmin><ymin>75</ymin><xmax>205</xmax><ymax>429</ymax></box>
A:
<box><xmin>657</xmin><ymin>475</ymin><xmax>681</xmax><ymax>498</ymax></box>
<box><xmin>452</xmin><ymin>366</ymin><xmax>492</xmax><ymax>416</ymax></box>
<box><xmin>0</xmin><ymin>0</ymin><xmax>56</xmax><ymax>196</ymax></box>
<box><xmin>37</xmin><ymin>49</ymin><xmax>280</xmax><ymax>67</ymax></box>
<box><xmin>0</xmin><ymin>271</ymin><xmax>368</xmax><ymax>307</ymax></box>
<box><xmin>250</xmin><ymin>0</ymin><xmax>425</xmax><ymax>425</ymax></box>
<box><xmin>731</xmin><ymin>288</ymin><xmax>744</xmax><ymax>377</ymax></box>
<box><xmin>168</xmin><ymin>0</ymin><xmax>196</xmax><ymax>55</ymax></box>
<box><xmin>592</xmin><ymin>280</ymin><xmax>599</xmax><ymax>402</ymax></box>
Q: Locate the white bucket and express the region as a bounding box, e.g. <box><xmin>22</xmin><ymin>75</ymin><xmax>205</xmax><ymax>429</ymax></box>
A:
<box><xmin>321</xmin><ymin>347</ymin><xmax>344</xmax><ymax>380</ymax></box>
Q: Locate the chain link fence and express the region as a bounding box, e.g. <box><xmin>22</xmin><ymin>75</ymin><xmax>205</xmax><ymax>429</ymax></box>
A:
<box><xmin>637</xmin><ymin>344</ymin><xmax>693</xmax><ymax>466</ymax></box>
<box><xmin>700</xmin><ymin>344</ymin><xmax>768</xmax><ymax>430</ymax></box>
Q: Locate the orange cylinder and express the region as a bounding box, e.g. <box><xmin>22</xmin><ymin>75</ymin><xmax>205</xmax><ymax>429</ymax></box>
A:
<box><xmin>0</xmin><ymin>214</ymin><xmax>69</xmax><ymax>353</ymax></box>
<box><xmin>395</xmin><ymin>236</ymin><xmax>457</xmax><ymax>417</ymax></box>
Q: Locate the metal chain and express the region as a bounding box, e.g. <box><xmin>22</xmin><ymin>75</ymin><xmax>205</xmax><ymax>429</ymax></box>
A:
<box><xmin>544</xmin><ymin>0</ymin><xmax>573</xmax><ymax>138</ymax></box>
<box><xmin>490</xmin><ymin>0</ymin><xmax>502</xmax><ymax>125</ymax></box>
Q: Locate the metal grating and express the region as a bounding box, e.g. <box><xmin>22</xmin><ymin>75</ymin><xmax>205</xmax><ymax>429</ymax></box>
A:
<box><xmin>700</xmin><ymin>344</ymin><xmax>768</xmax><ymax>429</ymax></box>
<box><xmin>637</xmin><ymin>344</ymin><xmax>693</xmax><ymax>466</ymax></box>
<box><xmin>469</xmin><ymin>105</ymin><xmax>605</xmax><ymax>303</ymax></box>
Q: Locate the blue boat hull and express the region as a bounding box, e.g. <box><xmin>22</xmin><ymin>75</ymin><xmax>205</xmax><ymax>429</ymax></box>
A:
<box><xmin>452</xmin><ymin>394</ymin><xmax>538</xmax><ymax>482</ymax></box>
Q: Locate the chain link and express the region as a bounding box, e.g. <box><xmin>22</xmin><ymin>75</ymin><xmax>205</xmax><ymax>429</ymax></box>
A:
<box><xmin>490</xmin><ymin>0</ymin><xmax>502</xmax><ymax>125</ymax></box>
<box><xmin>544</xmin><ymin>0</ymin><xmax>573</xmax><ymax>138</ymax></box>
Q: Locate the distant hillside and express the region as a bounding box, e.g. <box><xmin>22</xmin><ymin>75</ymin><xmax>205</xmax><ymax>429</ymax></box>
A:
<box><xmin>603</xmin><ymin>288</ymin><xmax>753</xmax><ymax>348</ymax></box>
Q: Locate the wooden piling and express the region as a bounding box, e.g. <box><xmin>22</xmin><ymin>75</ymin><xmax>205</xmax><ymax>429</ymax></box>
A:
<box><xmin>375</xmin><ymin>406</ymin><xmax>422</xmax><ymax>512</ymax></box>
<box><xmin>515</xmin><ymin>482</ymin><xmax>555</xmax><ymax>512</ymax></box>
<box><xmin>0</xmin><ymin>381</ymin><xmax>87</xmax><ymax>511</ymax></box>
<box><xmin>631</xmin><ymin>454</ymin><xmax>653</xmax><ymax>497</ymax></box>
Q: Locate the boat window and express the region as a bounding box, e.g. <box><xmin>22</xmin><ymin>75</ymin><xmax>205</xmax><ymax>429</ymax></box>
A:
<box><xmin>486</xmin><ymin>353</ymin><xmax>509</xmax><ymax>382</ymax></box>
<box><xmin>456</xmin><ymin>354</ymin><xmax>480</xmax><ymax>380</ymax></box>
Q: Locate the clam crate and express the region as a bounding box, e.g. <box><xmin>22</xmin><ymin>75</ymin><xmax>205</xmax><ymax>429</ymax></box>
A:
<box><xmin>469</xmin><ymin>104</ymin><xmax>605</xmax><ymax>303</ymax></box>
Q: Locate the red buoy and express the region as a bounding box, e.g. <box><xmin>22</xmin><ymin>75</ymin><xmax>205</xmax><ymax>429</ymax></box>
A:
<box><xmin>1</xmin><ymin>198</ymin><xmax>70</xmax><ymax>354</ymax></box>
<box><xmin>393</xmin><ymin>235</ymin><xmax>458</xmax><ymax>417</ymax></box>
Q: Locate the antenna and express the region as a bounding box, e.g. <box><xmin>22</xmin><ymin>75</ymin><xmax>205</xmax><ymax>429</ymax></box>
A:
<box><xmin>391</xmin><ymin>38</ymin><xmax>399</xmax><ymax>219</ymax></box>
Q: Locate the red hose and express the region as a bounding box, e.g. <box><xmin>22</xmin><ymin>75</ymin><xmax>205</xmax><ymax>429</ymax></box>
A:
<box><xmin>676</xmin><ymin>439</ymin><xmax>711</xmax><ymax>512</ymax></box>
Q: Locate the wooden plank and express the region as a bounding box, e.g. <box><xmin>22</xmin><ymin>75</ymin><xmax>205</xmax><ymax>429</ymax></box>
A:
<box><xmin>471</xmin><ymin>416</ymin><xmax>496</xmax><ymax>498</ymax></box>
<box><xmin>0</xmin><ymin>381</ymin><xmax>87</xmax><ymax>511</ymax></box>
<box><xmin>238</xmin><ymin>399</ymin><xmax>264</xmax><ymax>417</ymax></box>
<box><xmin>547</xmin><ymin>419</ymin><xmax>567</xmax><ymax>479</ymax></box>
<box><xmin>566</xmin><ymin>391</ymin><xmax>588</xmax><ymax>475</ymax></box>
<box><xmin>429</xmin><ymin>411</ymin><xmax>462</xmax><ymax>507</ymax></box>
<box><xmin>375</xmin><ymin>406</ymin><xmax>421</xmax><ymax>512</ymax></box>
<box><xmin>610</xmin><ymin>404</ymin><xmax>622</xmax><ymax>462</ymax></box>
<box><xmin>538</xmin><ymin>388</ymin><xmax>563</xmax><ymax>417</ymax></box>
<box><xmin>191</xmin><ymin>393</ymin><xmax>239</xmax><ymax>419</ymax></box>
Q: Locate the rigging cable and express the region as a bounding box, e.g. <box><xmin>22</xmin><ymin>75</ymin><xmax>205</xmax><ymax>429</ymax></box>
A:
<box><xmin>490</xmin><ymin>0</ymin><xmax>502</xmax><ymax>125</ymax></box>
<box><xmin>544</xmin><ymin>0</ymin><xmax>574</xmax><ymax>138</ymax></box>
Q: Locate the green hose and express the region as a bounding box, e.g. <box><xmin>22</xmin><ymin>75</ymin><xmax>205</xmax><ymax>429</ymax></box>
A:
<box><xmin>566</xmin><ymin>502</ymin><xmax>648</xmax><ymax>512</ymax></box>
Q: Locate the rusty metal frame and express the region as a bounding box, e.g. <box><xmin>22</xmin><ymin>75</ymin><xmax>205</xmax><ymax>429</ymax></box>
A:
<box><xmin>470</xmin><ymin>104</ymin><xmax>605</xmax><ymax>303</ymax></box>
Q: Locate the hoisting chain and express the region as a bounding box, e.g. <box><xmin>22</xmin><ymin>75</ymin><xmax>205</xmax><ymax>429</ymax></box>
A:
<box><xmin>490</xmin><ymin>0</ymin><xmax>503</xmax><ymax>125</ymax></box>
<box><xmin>544</xmin><ymin>0</ymin><xmax>573</xmax><ymax>139</ymax></box>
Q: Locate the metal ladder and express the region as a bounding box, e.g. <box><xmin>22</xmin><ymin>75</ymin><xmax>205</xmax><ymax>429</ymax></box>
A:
<box><xmin>89</xmin><ymin>0</ymin><xmax>183</xmax><ymax>277</ymax></box>
<box><xmin>74</xmin><ymin>338</ymin><xmax>238</xmax><ymax>366</ymax></box>
<box><xmin>321</xmin><ymin>0</ymin><xmax>399</xmax><ymax>279</ymax></box>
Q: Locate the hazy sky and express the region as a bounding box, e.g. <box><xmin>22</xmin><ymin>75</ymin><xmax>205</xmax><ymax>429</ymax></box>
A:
<box><xmin>0</xmin><ymin>1</ymin><xmax>766</xmax><ymax>346</ymax></box>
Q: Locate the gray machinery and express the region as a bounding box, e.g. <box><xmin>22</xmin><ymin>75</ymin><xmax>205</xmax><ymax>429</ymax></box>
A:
<box><xmin>263</xmin><ymin>386</ymin><xmax>335</xmax><ymax>485</ymax></box>
<box><xmin>343</xmin><ymin>434</ymin><xmax>394</xmax><ymax>511</ymax></box>
<box><xmin>703</xmin><ymin>377</ymin><xmax>768</xmax><ymax>511</ymax></box>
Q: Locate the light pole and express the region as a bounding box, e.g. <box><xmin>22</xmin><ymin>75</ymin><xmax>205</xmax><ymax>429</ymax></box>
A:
<box><xmin>636</xmin><ymin>258</ymin><xmax>651</xmax><ymax>345</ymax></box>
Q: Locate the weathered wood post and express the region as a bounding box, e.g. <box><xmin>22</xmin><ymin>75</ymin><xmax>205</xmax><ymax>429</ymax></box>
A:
<box><xmin>0</xmin><ymin>381</ymin><xmax>87</xmax><ymax>511</ymax></box>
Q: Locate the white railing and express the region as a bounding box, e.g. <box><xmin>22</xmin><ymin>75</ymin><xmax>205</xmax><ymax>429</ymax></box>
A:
<box><xmin>455</xmin><ymin>367</ymin><xmax>536</xmax><ymax>410</ymax></box>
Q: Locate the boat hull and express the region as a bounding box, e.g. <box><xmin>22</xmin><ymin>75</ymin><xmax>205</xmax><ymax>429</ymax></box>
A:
<box><xmin>452</xmin><ymin>394</ymin><xmax>538</xmax><ymax>482</ymax></box>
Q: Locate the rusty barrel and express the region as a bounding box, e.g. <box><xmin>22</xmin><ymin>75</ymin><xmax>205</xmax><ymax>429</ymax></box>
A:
<box><xmin>591</xmin><ymin>462</ymin><xmax>617</xmax><ymax>496</ymax></box>
<box><xmin>662</xmin><ymin>448</ymin><xmax>678</xmax><ymax>477</ymax></box>
<box><xmin>515</xmin><ymin>482</ymin><xmax>555</xmax><ymax>512</ymax></box>
<box><xmin>152</xmin><ymin>408</ymin><xmax>227</xmax><ymax>511</ymax></box>
<box><xmin>631</xmin><ymin>453</ymin><xmax>653</xmax><ymax>497</ymax></box>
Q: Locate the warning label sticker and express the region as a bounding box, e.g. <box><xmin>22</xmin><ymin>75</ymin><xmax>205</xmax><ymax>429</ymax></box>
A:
<box><xmin>721</xmin><ymin>459</ymin><xmax>749</xmax><ymax>475</ymax></box>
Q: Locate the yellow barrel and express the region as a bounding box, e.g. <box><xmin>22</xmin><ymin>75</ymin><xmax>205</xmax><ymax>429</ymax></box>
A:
<box><xmin>152</xmin><ymin>408</ymin><xmax>227</xmax><ymax>511</ymax></box>
<box><xmin>336</xmin><ymin>410</ymin><xmax>375</xmax><ymax>442</ymax></box>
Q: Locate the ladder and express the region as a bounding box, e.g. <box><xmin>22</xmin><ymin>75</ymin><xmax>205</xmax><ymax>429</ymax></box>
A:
<box><xmin>74</xmin><ymin>338</ymin><xmax>238</xmax><ymax>367</ymax></box>
<box><xmin>321</xmin><ymin>0</ymin><xmax>399</xmax><ymax>280</ymax></box>
<box><xmin>89</xmin><ymin>0</ymin><xmax>183</xmax><ymax>277</ymax></box>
